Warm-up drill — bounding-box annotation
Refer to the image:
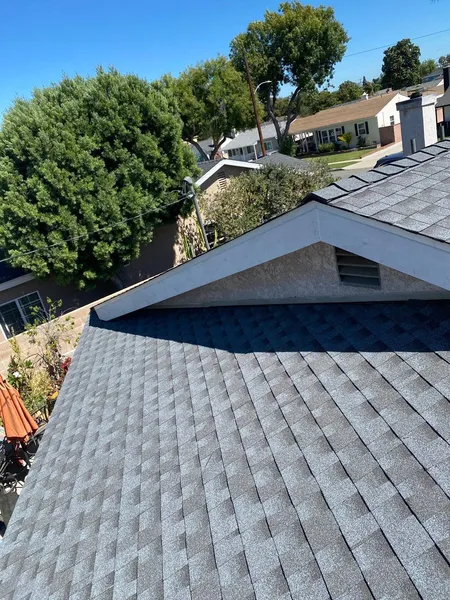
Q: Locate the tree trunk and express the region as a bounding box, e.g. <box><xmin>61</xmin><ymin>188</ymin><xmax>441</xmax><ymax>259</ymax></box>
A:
<box><xmin>266</xmin><ymin>86</ymin><xmax>301</xmax><ymax>149</ymax></box>
<box><xmin>209</xmin><ymin>136</ymin><xmax>227</xmax><ymax>161</ymax></box>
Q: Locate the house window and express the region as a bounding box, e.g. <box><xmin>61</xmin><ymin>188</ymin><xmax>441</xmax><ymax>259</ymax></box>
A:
<box><xmin>328</xmin><ymin>129</ymin><xmax>336</xmax><ymax>142</ymax></box>
<box><xmin>246</xmin><ymin>146</ymin><xmax>253</xmax><ymax>154</ymax></box>
<box><xmin>389</xmin><ymin>115</ymin><xmax>395</xmax><ymax>126</ymax></box>
<box><xmin>335</xmin><ymin>248</ymin><xmax>380</xmax><ymax>288</ymax></box>
<box><xmin>357</xmin><ymin>122</ymin><xmax>367</xmax><ymax>135</ymax></box>
<box><xmin>0</xmin><ymin>292</ymin><xmax>46</xmax><ymax>339</ymax></box>
<box><xmin>321</xmin><ymin>130</ymin><xmax>329</xmax><ymax>144</ymax></box>
<box><xmin>264</xmin><ymin>141</ymin><xmax>273</xmax><ymax>151</ymax></box>
<box><xmin>335</xmin><ymin>126</ymin><xmax>343</xmax><ymax>136</ymax></box>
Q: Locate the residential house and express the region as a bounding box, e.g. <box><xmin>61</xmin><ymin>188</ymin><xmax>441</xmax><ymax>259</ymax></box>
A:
<box><xmin>223</xmin><ymin>121</ymin><xmax>280</xmax><ymax>161</ymax></box>
<box><xmin>290</xmin><ymin>91</ymin><xmax>408</xmax><ymax>150</ymax></box>
<box><xmin>436</xmin><ymin>65</ymin><xmax>450</xmax><ymax>136</ymax></box>
<box><xmin>2</xmin><ymin>140</ymin><xmax>450</xmax><ymax>599</ymax></box>
<box><xmin>190</xmin><ymin>137</ymin><xmax>232</xmax><ymax>162</ymax></box>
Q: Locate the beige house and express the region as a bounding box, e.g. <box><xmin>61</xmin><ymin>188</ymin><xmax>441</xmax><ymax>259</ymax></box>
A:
<box><xmin>290</xmin><ymin>91</ymin><xmax>408</xmax><ymax>150</ymax></box>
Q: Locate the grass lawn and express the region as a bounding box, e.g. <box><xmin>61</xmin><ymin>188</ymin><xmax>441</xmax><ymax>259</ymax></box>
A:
<box><xmin>307</xmin><ymin>147</ymin><xmax>375</xmax><ymax>165</ymax></box>
<box><xmin>329</xmin><ymin>159</ymin><xmax>361</xmax><ymax>168</ymax></box>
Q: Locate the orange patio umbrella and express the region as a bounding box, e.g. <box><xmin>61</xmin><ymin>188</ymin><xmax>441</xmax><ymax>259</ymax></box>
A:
<box><xmin>0</xmin><ymin>375</ymin><xmax>38</xmax><ymax>441</ymax></box>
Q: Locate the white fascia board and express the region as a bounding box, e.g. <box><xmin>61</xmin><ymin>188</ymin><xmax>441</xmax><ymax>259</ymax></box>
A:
<box><xmin>317</xmin><ymin>203</ymin><xmax>450</xmax><ymax>290</ymax></box>
<box><xmin>195</xmin><ymin>160</ymin><xmax>261</xmax><ymax>187</ymax></box>
<box><xmin>95</xmin><ymin>201</ymin><xmax>450</xmax><ymax>321</ymax></box>
<box><xmin>95</xmin><ymin>203</ymin><xmax>320</xmax><ymax>320</ymax></box>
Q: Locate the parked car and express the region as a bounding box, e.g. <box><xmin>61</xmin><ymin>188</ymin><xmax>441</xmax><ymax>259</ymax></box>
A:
<box><xmin>375</xmin><ymin>151</ymin><xmax>404</xmax><ymax>168</ymax></box>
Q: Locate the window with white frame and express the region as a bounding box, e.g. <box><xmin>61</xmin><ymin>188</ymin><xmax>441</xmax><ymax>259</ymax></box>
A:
<box><xmin>335</xmin><ymin>126</ymin><xmax>343</xmax><ymax>136</ymax></box>
<box><xmin>389</xmin><ymin>115</ymin><xmax>395</xmax><ymax>126</ymax></box>
<box><xmin>264</xmin><ymin>141</ymin><xmax>273</xmax><ymax>151</ymax></box>
<box><xmin>357</xmin><ymin>122</ymin><xmax>367</xmax><ymax>135</ymax></box>
<box><xmin>246</xmin><ymin>146</ymin><xmax>253</xmax><ymax>154</ymax></box>
<box><xmin>0</xmin><ymin>292</ymin><xmax>46</xmax><ymax>339</ymax></box>
<box><xmin>320</xmin><ymin>127</ymin><xmax>342</xmax><ymax>144</ymax></box>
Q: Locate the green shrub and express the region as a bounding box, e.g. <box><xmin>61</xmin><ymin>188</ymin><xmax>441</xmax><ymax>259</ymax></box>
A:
<box><xmin>318</xmin><ymin>143</ymin><xmax>334</xmax><ymax>153</ymax></box>
<box><xmin>357</xmin><ymin>136</ymin><xmax>367</xmax><ymax>148</ymax></box>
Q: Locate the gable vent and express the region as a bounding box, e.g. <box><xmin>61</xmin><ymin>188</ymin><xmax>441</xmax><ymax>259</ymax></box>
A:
<box><xmin>335</xmin><ymin>248</ymin><xmax>380</xmax><ymax>288</ymax></box>
<box><xmin>217</xmin><ymin>170</ymin><xmax>227</xmax><ymax>190</ymax></box>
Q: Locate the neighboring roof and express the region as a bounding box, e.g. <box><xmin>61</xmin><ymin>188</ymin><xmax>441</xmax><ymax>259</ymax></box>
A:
<box><xmin>308</xmin><ymin>140</ymin><xmax>450</xmax><ymax>241</ymax></box>
<box><xmin>2</xmin><ymin>301</ymin><xmax>449</xmax><ymax>599</ymax></box>
<box><xmin>254</xmin><ymin>152</ymin><xmax>308</xmax><ymax>170</ymax></box>
<box><xmin>95</xmin><ymin>140</ymin><xmax>450</xmax><ymax>322</ymax></box>
<box><xmin>290</xmin><ymin>92</ymin><xmax>406</xmax><ymax>135</ymax></box>
<box><xmin>197</xmin><ymin>159</ymin><xmax>222</xmax><ymax>176</ymax></box>
<box><xmin>0</xmin><ymin>256</ymin><xmax>27</xmax><ymax>285</ymax></box>
<box><xmin>436</xmin><ymin>88</ymin><xmax>450</xmax><ymax>108</ymax></box>
<box><xmin>195</xmin><ymin>159</ymin><xmax>260</xmax><ymax>187</ymax></box>
<box><xmin>225</xmin><ymin>121</ymin><xmax>280</xmax><ymax>151</ymax></box>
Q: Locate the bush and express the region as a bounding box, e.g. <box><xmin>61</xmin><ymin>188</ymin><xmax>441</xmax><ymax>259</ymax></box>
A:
<box><xmin>357</xmin><ymin>136</ymin><xmax>367</xmax><ymax>148</ymax></box>
<box><xmin>338</xmin><ymin>132</ymin><xmax>353</xmax><ymax>149</ymax></box>
<box><xmin>318</xmin><ymin>143</ymin><xmax>335</xmax><ymax>153</ymax></box>
<box><xmin>279</xmin><ymin>137</ymin><xmax>297</xmax><ymax>157</ymax></box>
<box><xmin>204</xmin><ymin>162</ymin><xmax>334</xmax><ymax>240</ymax></box>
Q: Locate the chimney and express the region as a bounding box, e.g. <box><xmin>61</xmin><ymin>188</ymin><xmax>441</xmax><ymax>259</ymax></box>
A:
<box><xmin>444</xmin><ymin>65</ymin><xmax>450</xmax><ymax>91</ymax></box>
<box><xmin>396</xmin><ymin>93</ymin><xmax>438</xmax><ymax>156</ymax></box>
<box><xmin>360</xmin><ymin>92</ymin><xmax>369</xmax><ymax>100</ymax></box>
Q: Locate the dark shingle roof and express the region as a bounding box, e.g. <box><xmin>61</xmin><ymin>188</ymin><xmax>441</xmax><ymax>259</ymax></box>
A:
<box><xmin>1</xmin><ymin>302</ymin><xmax>450</xmax><ymax>599</ymax></box>
<box><xmin>197</xmin><ymin>159</ymin><xmax>223</xmax><ymax>176</ymax></box>
<box><xmin>307</xmin><ymin>141</ymin><xmax>450</xmax><ymax>242</ymax></box>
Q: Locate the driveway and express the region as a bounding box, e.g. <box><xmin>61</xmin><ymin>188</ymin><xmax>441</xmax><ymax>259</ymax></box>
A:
<box><xmin>342</xmin><ymin>141</ymin><xmax>403</xmax><ymax>170</ymax></box>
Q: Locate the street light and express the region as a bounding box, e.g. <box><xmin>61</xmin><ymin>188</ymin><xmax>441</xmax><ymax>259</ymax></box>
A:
<box><xmin>255</xmin><ymin>80</ymin><xmax>272</xmax><ymax>94</ymax></box>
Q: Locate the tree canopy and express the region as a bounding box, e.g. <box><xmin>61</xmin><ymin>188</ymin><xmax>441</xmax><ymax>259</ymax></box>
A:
<box><xmin>419</xmin><ymin>58</ymin><xmax>438</xmax><ymax>78</ymax></box>
<box><xmin>335</xmin><ymin>80</ymin><xmax>363</xmax><ymax>103</ymax></box>
<box><xmin>168</xmin><ymin>56</ymin><xmax>255</xmax><ymax>160</ymax></box>
<box><xmin>230</xmin><ymin>1</ymin><xmax>348</xmax><ymax>148</ymax></box>
<box><xmin>204</xmin><ymin>162</ymin><xmax>333</xmax><ymax>240</ymax></box>
<box><xmin>0</xmin><ymin>68</ymin><xmax>196</xmax><ymax>288</ymax></box>
<box><xmin>438</xmin><ymin>54</ymin><xmax>450</xmax><ymax>67</ymax></box>
<box><xmin>381</xmin><ymin>39</ymin><xmax>421</xmax><ymax>89</ymax></box>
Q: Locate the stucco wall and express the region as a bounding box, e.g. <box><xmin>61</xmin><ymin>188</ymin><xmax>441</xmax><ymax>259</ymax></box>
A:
<box><xmin>199</xmin><ymin>164</ymin><xmax>256</xmax><ymax>201</ymax></box>
<box><xmin>156</xmin><ymin>242</ymin><xmax>445</xmax><ymax>308</ymax></box>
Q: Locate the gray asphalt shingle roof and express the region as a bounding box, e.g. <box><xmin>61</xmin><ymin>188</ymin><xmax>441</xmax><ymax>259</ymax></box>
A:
<box><xmin>1</xmin><ymin>301</ymin><xmax>449</xmax><ymax>599</ymax></box>
<box><xmin>308</xmin><ymin>140</ymin><xmax>450</xmax><ymax>242</ymax></box>
<box><xmin>254</xmin><ymin>153</ymin><xmax>308</xmax><ymax>170</ymax></box>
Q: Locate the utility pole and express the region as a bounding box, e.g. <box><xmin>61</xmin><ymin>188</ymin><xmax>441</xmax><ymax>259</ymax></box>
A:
<box><xmin>181</xmin><ymin>177</ymin><xmax>210</xmax><ymax>251</ymax></box>
<box><xmin>243</xmin><ymin>53</ymin><xmax>266</xmax><ymax>157</ymax></box>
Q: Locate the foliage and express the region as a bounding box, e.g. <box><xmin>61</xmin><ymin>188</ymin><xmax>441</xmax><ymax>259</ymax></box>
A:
<box><xmin>362</xmin><ymin>75</ymin><xmax>382</xmax><ymax>95</ymax></box>
<box><xmin>230</xmin><ymin>1</ymin><xmax>348</xmax><ymax>145</ymax></box>
<box><xmin>204</xmin><ymin>162</ymin><xmax>334</xmax><ymax>240</ymax></box>
<box><xmin>166</xmin><ymin>56</ymin><xmax>255</xmax><ymax>160</ymax></box>
<box><xmin>318</xmin><ymin>143</ymin><xmax>335</xmax><ymax>153</ymax></box>
<box><xmin>0</xmin><ymin>68</ymin><xmax>196</xmax><ymax>289</ymax></box>
<box><xmin>419</xmin><ymin>59</ymin><xmax>438</xmax><ymax>78</ymax></box>
<box><xmin>438</xmin><ymin>54</ymin><xmax>450</xmax><ymax>67</ymax></box>
<box><xmin>338</xmin><ymin>132</ymin><xmax>353</xmax><ymax>148</ymax></box>
<box><xmin>279</xmin><ymin>136</ymin><xmax>297</xmax><ymax>156</ymax></box>
<box><xmin>7</xmin><ymin>339</ymin><xmax>52</xmax><ymax>415</ymax></box>
<box><xmin>357</xmin><ymin>136</ymin><xmax>367</xmax><ymax>148</ymax></box>
<box><xmin>381</xmin><ymin>39</ymin><xmax>421</xmax><ymax>89</ymax></box>
<box><xmin>24</xmin><ymin>299</ymin><xmax>76</xmax><ymax>390</ymax></box>
<box><xmin>335</xmin><ymin>80</ymin><xmax>363</xmax><ymax>103</ymax></box>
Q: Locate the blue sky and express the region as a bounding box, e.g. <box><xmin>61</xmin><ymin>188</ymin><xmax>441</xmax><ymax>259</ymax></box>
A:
<box><xmin>1</xmin><ymin>0</ymin><xmax>449</xmax><ymax>117</ymax></box>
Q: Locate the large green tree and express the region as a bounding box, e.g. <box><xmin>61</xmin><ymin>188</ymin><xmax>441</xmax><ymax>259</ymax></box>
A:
<box><xmin>336</xmin><ymin>80</ymin><xmax>363</xmax><ymax>103</ymax></box>
<box><xmin>0</xmin><ymin>68</ymin><xmax>196</xmax><ymax>288</ymax></box>
<box><xmin>438</xmin><ymin>54</ymin><xmax>450</xmax><ymax>67</ymax></box>
<box><xmin>230</xmin><ymin>2</ymin><xmax>348</xmax><ymax>150</ymax></box>
<box><xmin>381</xmin><ymin>39</ymin><xmax>421</xmax><ymax>89</ymax></box>
<box><xmin>168</xmin><ymin>56</ymin><xmax>255</xmax><ymax>160</ymax></box>
<box><xmin>420</xmin><ymin>58</ymin><xmax>438</xmax><ymax>78</ymax></box>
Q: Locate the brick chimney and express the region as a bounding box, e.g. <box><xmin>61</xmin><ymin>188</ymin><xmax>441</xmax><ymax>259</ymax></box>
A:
<box><xmin>396</xmin><ymin>94</ymin><xmax>438</xmax><ymax>156</ymax></box>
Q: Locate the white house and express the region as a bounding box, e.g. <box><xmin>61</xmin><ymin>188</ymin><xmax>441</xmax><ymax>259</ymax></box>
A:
<box><xmin>290</xmin><ymin>91</ymin><xmax>408</xmax><ymax>150</ymax></box>
<box><xmin>222</xmin><ymin>121</ymin><xmax>280</xmax><ymax>162</ymax></box>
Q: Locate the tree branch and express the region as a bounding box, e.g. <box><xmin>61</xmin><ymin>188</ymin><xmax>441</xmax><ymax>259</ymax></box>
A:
<box><xmin>283</xmin><ymin>86</ymin><xmax>302</xmax><ymax>140</ymax></box>
<box><xmin>266</xmin><ymin>88</ymin><xmax>282</xmax><ymax>144</ymax></box>
<box><xmin>209</xmin><ymin>136</ymin><xmax>227</xmax><ymax>160</ymax></box>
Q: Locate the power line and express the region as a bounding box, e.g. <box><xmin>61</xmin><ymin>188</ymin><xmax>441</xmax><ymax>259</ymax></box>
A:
<box><xmin>344</xmin><ymin>27</ymin><xmax>450</xmax><ymax>58</ymax></box>
<box><xmin>0</xmin><ymin>193</ymin><xmax>190</xmax><ymax>265</ymax></box>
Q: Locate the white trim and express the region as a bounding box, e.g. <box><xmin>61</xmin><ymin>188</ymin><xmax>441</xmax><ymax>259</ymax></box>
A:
<box><xmin>0</xmin><ymin>289</ymin><xmax>46</xmax><ymax>340</ymax></box>
<box><xmin>195</xmin><ymin>160</ymin><xmax>261</xmax><ymax>187</ymax></box>
<box><xmin>95</xmin><ymin>201</ymin><xmax>450</xmax><ymax>321</ymax></box>
<box><xmin>0</xmin><ymin>273</ymin><xmax>34</xmax><ymax>293</ymax></box>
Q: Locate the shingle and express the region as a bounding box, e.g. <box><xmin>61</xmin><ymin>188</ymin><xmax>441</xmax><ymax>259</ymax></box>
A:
<box><xmin>310</xmin><ymin>184</ymin><xmax>348</xmax><ymax>202</ymax></box>
<box><xmin>335</xmin><ymin>177</ymin><xmax>368</xmax><ymax>193</ymax></box>
<box><xmin>2</xmin><ymin>301</ymin><xmax>450</xmax><ymax>599</ymax></box>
